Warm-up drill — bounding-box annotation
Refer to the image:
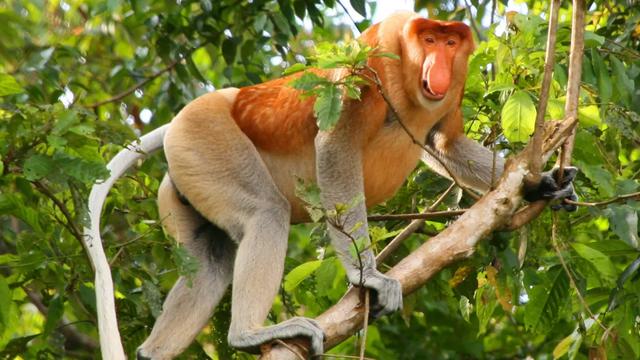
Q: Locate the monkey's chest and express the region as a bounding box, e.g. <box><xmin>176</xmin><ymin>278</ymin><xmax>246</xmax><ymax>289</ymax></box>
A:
<box><xmin>361</xmin><ymin>129</ymin><xmax>423</xmax><ymax>207</ymax></box>
<box><xmin>258</xmin><ymin>128</ymin><xmax>422</xmax><ymax>222</ymax></box>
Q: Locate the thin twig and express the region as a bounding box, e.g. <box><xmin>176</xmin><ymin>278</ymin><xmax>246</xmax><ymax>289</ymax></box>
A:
<box><xmin>24</xmin><ymin>287</ymin><xmax>99</xmax><ymax>351</ymax></box>
<box><xmin>376</xmin><ymin>183</ymin><xmax>457</xmax><ymax>264</ymax></box>
<box><xmin>557</xmin><ymin>0</ymin><xmax>586</xmax><ymax>179</ymax></box>
<box><xmin>32</xmin><ymin>181</ymin><xmax>84</xmax><ymax>244</ymax></box>
<box><xmin>564</xmin><ymin>191</ymin><xmax>640</xmax><ymax>207</ymax></box>
<box><xmin>337</xmin><ymin>0</ymin><xmax>362</xmax><ymax>34</ymax></box>
<box><xmin>272</xmin><ymin>340</ymin><xmax>306</xmax><ymax>360</ymax></box>
<box><xmin>329</xmin><ymin>216</ymin><xmax>366</xmax><ymax>288</ymax></box>
<box><xmin>510</xmin><ymin>1</ymin><xmax>586</xmax><ymax>228</ymax></box>
<box><xmin>463</xmin><ymin>0</ymin><xmax>485</xmax><ymax>41</ymax></box>
<box><xmin>551</xmin><ymin>213</ymin><xmax>607</xmax><ymax>331</ymax></box>
<box><xmin>359</xmin><ymin>290</ymin><xmax>370</xmax><ymax>360</ymax></box>
<box><xmin>318</xmin><ymin>354</ymin><xmax>376</xmax><ymax>360</ymax></box>
<box><xmin>367</xmin><ymin>209</ymin><xmax>466</xmax><ymax>222</ymax></box>
<box><xmin>87</xmin><ymin>58</ymin><xmax>180</xmax><ymax>109</ymax></box>
<box><xmin>530</xmin><ymin>0</ymin><xmax>561</xmax><ymax>180</ymax></box>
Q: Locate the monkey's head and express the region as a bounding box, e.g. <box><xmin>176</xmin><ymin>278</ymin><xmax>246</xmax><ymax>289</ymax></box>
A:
<box><xmin>400</xmin><ymin>16</ymin><xmax>475</xmax><ymax>109</ymax></box>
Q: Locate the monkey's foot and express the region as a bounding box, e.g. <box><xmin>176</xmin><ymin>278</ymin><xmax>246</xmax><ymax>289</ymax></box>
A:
<box><xmin>524</xmin><ymin>166</ymin><xmax>579</xmax><ymax>211</ymax></box>
<box><xmin>348</xmin><ymin>267</ymin><xmax>403</xmax><ymax>318</ymax></box>
<box><xmin>228</xmin><ymin>316</ymin><xmax>325</xmax><ymax>355</ymax></box>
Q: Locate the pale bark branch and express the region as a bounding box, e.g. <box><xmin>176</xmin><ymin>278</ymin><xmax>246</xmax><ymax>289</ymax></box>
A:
<box><xmin>530</xmin><ymin>0</ymin><xmax>561</xmax><ymax>181</ymax></box>
<box><xmin>558</xmin><ymin>0</ymin><xmax>586</xmax><ymax>174</ymax></box>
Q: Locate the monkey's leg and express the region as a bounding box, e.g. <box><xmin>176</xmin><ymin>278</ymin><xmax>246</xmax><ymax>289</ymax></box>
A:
<box><xmin>225</xmin><ymin>207</ymin><xmax>324</xmax><ymax>355</ymax></box>
<box><xmin>137</xmin><ymin>175</ymin><xmax>235</xmax><ymax>360</ymax></box>
<box><xmin>163</xmin><ymin>94</ymin><xmax>324</xmax><ymax>355</ymax></box>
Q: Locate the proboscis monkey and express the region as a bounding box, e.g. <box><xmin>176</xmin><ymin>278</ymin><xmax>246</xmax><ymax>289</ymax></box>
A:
<box><xmin>85</xmin><ymin>12</ymin><xmax>577</xmax><ymax>360</ymax></box>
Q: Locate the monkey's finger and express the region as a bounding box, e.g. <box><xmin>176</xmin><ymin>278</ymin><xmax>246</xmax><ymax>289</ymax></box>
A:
<box><xmin>552</xmin><ymin>166</ymin><xmax>579</xmax><ymax>186</ymax></box>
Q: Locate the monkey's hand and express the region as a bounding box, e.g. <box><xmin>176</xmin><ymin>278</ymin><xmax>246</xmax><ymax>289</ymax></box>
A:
<box><xmin>348</xmin><ymin>267</ymin><xmax>403</xmax><ymax>318</ymax></box>
<box><xmin>524</xmin><ymin>166</ymin><xmax>579</xmax><ymax>211</ymax></box>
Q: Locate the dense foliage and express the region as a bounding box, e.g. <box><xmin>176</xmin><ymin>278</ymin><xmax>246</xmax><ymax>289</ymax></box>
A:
<box><xmin>0</xmin><ymin>0</ymin><xmax>638</xmax><ymax>359</ymax></box>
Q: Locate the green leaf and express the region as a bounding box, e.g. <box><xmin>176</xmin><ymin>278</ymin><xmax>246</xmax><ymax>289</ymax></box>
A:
<box><xmin>43</xmin><ymin>296</ymin><xmax>64</xmax><ymax>336</ymax></box>
<box><xmin>591</xmin><ymin>49</ymin><xmax>612</xmax><ymax>108</ymax></box>
<box><xmin>583</xmin><ymin>31</ymin><xmax>605</xmax><ymax>47</ymax></box>
<box><xmin>501</xmin><ymin>90</ymin><xmax>536</xmax><ymax>143</ymax></box>
<box><xmin>524</xmin><ymin>267</ymin><xmax>569</xmax><ymax>332</ymax></box>
<box><xmin>486</xmin><ymin>82</ymin><xmax>515</xmax><ymax>95</ymax></box>
<box><xmin>0</xmin><ymin>276</ymin><xmax>12</xmax><ymax>330</ymax></box>
<box><xmin>284</xmin><ymin>260</ymin><xmax>322</xmax><ymax>292</ymax></box>
<box><xmin>0</xmin><ymin>73</ymin><xmax>23</xmax><ymax>96</ymax></box>
<box><xmin>607</xmin><ymin>255</ymin><xmax>640</xmax><ymax>311</ymax></box>
<box><xmin>546</xmin><ymin>98</ymin><xmax>565</xmax><ymax>120</ymax></box>
<box><xmin>142</xmin><ymin>280</ymin><xmax>163</xmax><ymax>318</ymax></box>
<box><xmin>295</xmin><ymin>179</ymin><xmax>324</xmax><ymax>222</ymax></box>
<box><xmin>475</xmin><ymin>284</ymin><xmax>497</xmax><ymax>335</ymax></box>
<box><xmin>580</xmin><ymin>164</ymin><xmax>616</xmax><ymax>198</ymax></box>
<box><xmin>186</xmin><ymin>56</ymin><xmax>207</xmax><ymax>83</ymax></box>
<box><xmin>290</xmin><ymin>71</ymin><xmax>329</xmax><ymax>92</ymax></box>
<box><xmin>253</xmin><ymin>13</ymin><xmax>267</xmax><ymax>33</ymax></box>
<box><xmin>221</xmin><ymin>38</ymin><xmax>237</xmax><ymax>65</ymax></box>
<box><xmin>314</xmin><ymin>84</ymin><xmax>342</xmax><ymax>130</ymax></box>
<box><xmin>553</xmin><ymin>331</ymin><xmax>582</xmax><ymax>360</ymax></box>
<box><xmin>173</xmin><ymin>245</ymin><xmax>200</xmax><ymax>281</ymax></box>
<box><xmin>459</xmin><ymin>295</ymin><xmax>472</xmax><ymax>322</ymax></box>
<box><xmin>284</xmin><ymin>63</ymin><xmax>308</xmax><ymax>75</ymax></box>
<box><xmin>604</xmin><ymin>205</ymin><xmax>639</xmax><ymax>249</ymax></box>
<box><xmin>572</xmin><ymin>243</ymin><xmax>618</xmax><ymax>282</ymax></box>
<box><xmin>611</xmin><ymin>56</ymin><xmax>633</xmax><ymax>106</ymax></box>
<box><xmin>315</xmin><ymin>257</ymin><xmax>347</xmax><ymax>301</ymax></box>
<box><xmin>349</xmin><ymin>0</ymin><xmax>366</xmax><ymax>17</ymax></box>
<box><xmin>0</xmin><ymin>335</ymin><xmax>40</xmax><ymax>357</ymax></box>
<box><xmin>199</xmin><ymin>0</ymin><xmax>212</xmax><ymax>12</ymax></box>
<box><xmin>23</xmin><ymin>154</ymin><xmax>55</xmax><ymax>181</ymax></box>
<box><xmin>578</xmin><ymin>104</ymin><xmax>601</xmax><ymax>127</ymax></box>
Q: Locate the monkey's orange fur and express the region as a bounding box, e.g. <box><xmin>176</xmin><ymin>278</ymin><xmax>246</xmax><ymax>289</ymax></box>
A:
<box><xmin>226</xmin><ymin>16</ymin><xmax>472</xmax><ymax>221</ymax></box>
<box><xmin>232</xmin><ymin>75</ymin><xmax>317</xmax><ymax>153</ymax></box>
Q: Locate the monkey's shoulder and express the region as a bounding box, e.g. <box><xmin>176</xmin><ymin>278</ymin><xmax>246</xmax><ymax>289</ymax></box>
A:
<box><xmin>230</xmin><ymin>75</ymin><xmax>318</xmax><ymax>153</ymax></box>
<box><xmin>229</xmin><ymin>72</ymin><xmax>388</xmax><ymax>154</ymax></box>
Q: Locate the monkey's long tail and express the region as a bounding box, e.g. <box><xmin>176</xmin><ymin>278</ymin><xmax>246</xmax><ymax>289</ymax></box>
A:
<box><xmin>83</xmin><ymin>124</ymin><xmax>169</xmax><ymax>360</ymax></box>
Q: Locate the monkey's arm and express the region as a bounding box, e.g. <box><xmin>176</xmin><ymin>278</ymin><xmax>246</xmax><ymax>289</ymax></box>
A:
<box><xmin>422</xmin><ymin>131</ymin><xmax>504</xmax><ymax>193</ymax></box>
<box><xmin>315</xmin><ymin>110</ymin><xmax>402</xmax><ymax>317</ymax></box>
<box><xmin>423</xmin><ymin>114</ymin><xmax>578</xmax><ymax>209</ymax></box>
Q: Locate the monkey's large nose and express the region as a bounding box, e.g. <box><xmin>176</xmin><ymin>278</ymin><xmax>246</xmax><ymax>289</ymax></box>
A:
<box><xmin>422</xmin><ymin>79</ymin><xmax>445</xmax><ymax>100</ymax></box>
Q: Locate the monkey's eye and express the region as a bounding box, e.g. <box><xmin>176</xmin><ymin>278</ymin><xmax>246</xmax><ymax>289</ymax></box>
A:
<box><xmin>425</xmin><ymin>37</ymin><xmax>435</xmax><ymax>44</ymax></box>
<box><xmin>447</xmin><ymin>39</ymin><xmax>457</xmax><ymax>46</ymax></box>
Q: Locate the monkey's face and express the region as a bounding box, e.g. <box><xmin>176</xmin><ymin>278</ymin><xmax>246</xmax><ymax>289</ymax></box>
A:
<box><xmin>401</xmin><ymin>18</ymin><xmax>474</xmax><ymax>109</ymax></box>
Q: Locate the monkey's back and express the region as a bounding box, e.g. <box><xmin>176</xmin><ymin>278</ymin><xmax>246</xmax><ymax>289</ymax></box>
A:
<box><xmin>231</xmin><ymin>74</ymin><xmax>319</xmax><ymax>153</ymax></box>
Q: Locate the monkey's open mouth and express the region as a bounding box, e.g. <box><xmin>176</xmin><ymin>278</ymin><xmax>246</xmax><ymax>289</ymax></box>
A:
<box><xmin>421</xmin><ymin>79</ymin><xmax>445</xmax><ymax>100</ymax></box>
